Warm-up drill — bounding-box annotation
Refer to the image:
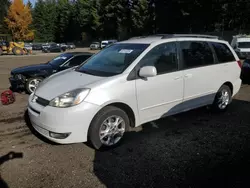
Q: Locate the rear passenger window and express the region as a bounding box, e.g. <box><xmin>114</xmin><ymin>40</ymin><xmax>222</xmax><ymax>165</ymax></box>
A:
<box><xmin>211</xmin><ymin>42</ymin><xmax>235</xmax><ymax>63</ymax></box>
<box><xmin>180</xmin><ymin>41</ymin><xmax>214</xmax><ymax>69</ymax></box>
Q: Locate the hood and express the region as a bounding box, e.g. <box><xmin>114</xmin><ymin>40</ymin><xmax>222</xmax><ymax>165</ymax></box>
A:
<box><xmin>35</xmin><ymin>69</ymin><xmax>104</xmax><ymax>100</ymax></box>
<box><xmin>11</xmin><ymin>63</ymin><xmax>51</xmax><ymax>74</ymax></box>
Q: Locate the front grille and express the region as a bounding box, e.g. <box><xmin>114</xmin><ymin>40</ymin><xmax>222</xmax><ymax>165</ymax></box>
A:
<box><xmin>36</xmin><ymin>97</ymin><xmax>50</xmax><ymax>107</ymax></box>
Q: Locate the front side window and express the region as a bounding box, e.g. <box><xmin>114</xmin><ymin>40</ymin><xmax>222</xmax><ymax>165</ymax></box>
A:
<box><xmin>139</xmin><ymin>42</ymin><xmax>178</xmax><ymax>74</ymax></box>
<box><xmin>180</xmin><ymin>41</ymin><xmax>214</xmax><ymax>69</ymax></box>
<box><xmin>76</xmin><ymin>43</ymin><xmax>149</xmax><ymax>76</ymax></box>
<box><xmin>211</xmin><ymin>42</ymin><xmax>235</xmax><ymax>63</ymax></box>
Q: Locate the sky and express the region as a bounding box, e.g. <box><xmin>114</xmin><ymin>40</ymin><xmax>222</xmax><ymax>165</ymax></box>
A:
<box><xmin>23</xmin><ymin>0</ymin><xmax>36</xmax><ymax>6</ymax></box>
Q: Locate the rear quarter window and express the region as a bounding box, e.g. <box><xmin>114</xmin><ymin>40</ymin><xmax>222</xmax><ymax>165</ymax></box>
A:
<box><xmin>211</xmin><ymin>42</ymin><xmax>235</xmax><ymax>63</ymax></box>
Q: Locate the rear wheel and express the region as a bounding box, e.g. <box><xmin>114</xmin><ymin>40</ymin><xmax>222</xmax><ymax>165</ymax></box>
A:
<box><xmin>12</xmin><ymin>47</ymin><xmax>23</xmax><ymax>55</ymax></box>
<box><xmin>212</xmin><ymin>85</ymin><xmax>232</xmax><ymax>112</ymax></box>
<box><xmin>88</xmin><ymin>106</ymin><xmax>130</xmax><ymax>150</ymax></box>
<box><xmin>26</xmin><ymin>77</ymin><xmax>43</xmax><ymax>94</ymax></box>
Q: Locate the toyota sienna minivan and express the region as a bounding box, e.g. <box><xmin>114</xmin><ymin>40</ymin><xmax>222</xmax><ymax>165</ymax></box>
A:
<box><xmin>28</xmin><ymin>34</ymin><xmax>242</xmax><ymax>150</ymax></box>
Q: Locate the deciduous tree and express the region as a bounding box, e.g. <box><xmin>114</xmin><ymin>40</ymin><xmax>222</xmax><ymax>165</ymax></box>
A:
<box><xmin>4</xmin><ymin>0</ymin><xmax>34</xmax><ymax>41</ymax></box>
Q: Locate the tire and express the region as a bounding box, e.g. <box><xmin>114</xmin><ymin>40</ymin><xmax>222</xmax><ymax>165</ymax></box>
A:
<box><xmin>12</xmin><ymin>47</ymin><xmax>23</xmax><ymax>55</ymax></box>
<box><xmin>88</xmin><ymin>106</ymin><xmax>130</xmax><ymax>150</ymax></box>
<box><xmin>25</xmin><ymin>77</ymin><xmax>43</xmax><ymax>94</ymax></box>
<box><xmin>212</xmin><ymin>85</ymin><xmax>232</xmax><ymax>112</ymax></box>
<box><xmin>0</xmin><ymin>48</ymin><xmax>3</xmax><ymax>55</ymax></box>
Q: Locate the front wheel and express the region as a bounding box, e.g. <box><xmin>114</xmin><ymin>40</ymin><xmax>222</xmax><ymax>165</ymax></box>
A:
<box><xmin>212</xmin><ymin>85</ymin><xmax>232</xmax><ymax>112</ymax></box>
<box><xmin>26</xmin><ymin>77</ymin><xmax>43</xmax><ymax>94</ymax></box>
<box><xmin>88</xmin><ymin>106</ymin><xmax>130</xmax><ymax>150</ymax></box>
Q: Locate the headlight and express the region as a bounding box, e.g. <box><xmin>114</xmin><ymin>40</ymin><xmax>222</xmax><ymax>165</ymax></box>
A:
<box><xmin>15</xmin><ymin>74</ymin><xmax>23</xmax><ymax>80</ymax></box>
<box><xmin>49</xmin><ymin>88</ymin><xmax>90</xmax><ymax>108</ymax></box>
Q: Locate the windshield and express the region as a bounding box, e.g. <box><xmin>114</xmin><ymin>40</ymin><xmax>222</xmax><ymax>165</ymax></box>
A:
<box><xmin>48</xmin><ymin>54</ymin><xmax>73</xmax><ymax>66</ymax></box>
<box><xmin>76</xmin><ymin>43</ymin><xmax>149</xmax><ymax>76</ymax></box>
<box><xmin>238</xmin><ymin>42</ymin><xmax>250</xmax><ymax>48</ymax></box>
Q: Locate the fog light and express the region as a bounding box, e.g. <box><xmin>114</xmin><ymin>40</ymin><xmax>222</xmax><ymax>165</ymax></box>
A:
<box><xmin>49</xmin><ymin>131</ymin><xmax>71</xmax><ymax>139</ymax></box>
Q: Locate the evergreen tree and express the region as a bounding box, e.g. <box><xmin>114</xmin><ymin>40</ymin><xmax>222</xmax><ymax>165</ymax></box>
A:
<box><xmin>0</xmin><ymin>0</ymin><xmax>11</xmax><ymax>34</ymax></box>
<box><xmin>131</xmin><ymin>0</ymin><xmax>150</xmax><ymax>36</ymax></box>
<box><xmin>55</xmin><ymin>0</ymin><xmax>71</xmax><ymax>42</ymax></box>
<box><xmin>99</xmin><ymin>0</ymin><xmax>129</xmax><ymax>39</ymax></box>
<box><xmin>33</xmin><ymin>0</ymin><xmax>57</xmax><ymax>41</ymax></box>
<box><xmin>74</xmin><ymin>0</ymin><xmax>100</xmax><ymax>40</ymax></box>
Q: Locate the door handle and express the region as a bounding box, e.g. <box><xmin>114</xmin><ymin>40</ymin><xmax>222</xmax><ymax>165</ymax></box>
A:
<box><xmin>174</xmin><ymin>76</ymin><xmax>182</xmax><ymax>80</ymax></box>
<box><xmin>184</xmin><ymin>74</ymin><xmax>192</xmax><ymax>78</ymax></box>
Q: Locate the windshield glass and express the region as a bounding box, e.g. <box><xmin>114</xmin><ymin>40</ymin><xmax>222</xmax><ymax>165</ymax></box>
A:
<box><xmin>48</xmin><ymin>54</ymin><xmax>73</xmax><ymax>66</ymax></box>
<box><xmin>238</xmin><ymin>42</ymin><xmax>250</xmax><ymax>48</ymax></box>
<box><xmin>76</xmin><ymin>43</ymin><xmax>149</xmax><ymax>76</ymax></box>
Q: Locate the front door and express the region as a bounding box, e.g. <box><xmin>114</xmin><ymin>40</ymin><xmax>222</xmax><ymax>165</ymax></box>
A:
<box><xmin>135</xmin><ymin>42</ymin><xmax>184</xmax><ymax>124</ymax></box>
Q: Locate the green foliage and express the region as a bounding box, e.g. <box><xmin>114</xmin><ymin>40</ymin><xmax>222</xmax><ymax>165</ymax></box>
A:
<box><xmin>2</xmin><ymin>0</ymin><xmax>250</xmax><ymax>42</ymax></box>
<box><xmin>131</xmin><ymin>0</ymin><xmax>150</xmax><ymax>35</ymax></box>
<box><xmin>0</xmin><ymin>0</ymin><xmax>10</xmax><ymax>34</ymax></box>
<box><xmin>33</xmin><ymin>0</ymin><xmax>57</xmax><ymax>41</ymax></box>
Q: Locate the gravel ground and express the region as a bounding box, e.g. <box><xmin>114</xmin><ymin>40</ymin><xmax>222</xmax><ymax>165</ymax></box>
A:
<box><xmin>0</xmin><ymin>53</ymin><xmax>250</xmax><ymax>188</ymax></box>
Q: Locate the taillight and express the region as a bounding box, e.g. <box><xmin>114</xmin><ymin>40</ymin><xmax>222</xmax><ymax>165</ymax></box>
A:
<box><xmin>237</xmin><ymin>60</ymin><xmax>242</xmax><ymax>68</ymax></box>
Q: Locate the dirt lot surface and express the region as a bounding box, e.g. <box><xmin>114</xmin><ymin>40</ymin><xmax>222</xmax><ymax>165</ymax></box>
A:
<box><xmin>0</xmin><ymin>51</ymin><xmax>250</xmax><ymax>188</ymax></box>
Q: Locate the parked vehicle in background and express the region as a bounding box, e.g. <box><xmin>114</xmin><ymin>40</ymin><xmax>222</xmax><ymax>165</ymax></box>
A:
<box><xmin>9</xmin><ymin>52</ymin><xmax>93</xmax><ymax>94</ymax></box>
<box><xmin>100</xmin><ymin>40</ymin><xmax>108</xmax><ymax>49</ymax></box>
<box><xmin>100</xmin><ymin>40</ymin><xmax>117</xmax><ymax>49</ymax></box>
<box><xmin>24</xmin><ymin>43</ymin><xmax>33</xmax><ymax>51</ymax></box>
<box><xmin>60</xmin><ymin>43</ymin><xmax>67</xmax><ymax>48</ymax></box>
<box><xmin>32</xmin><ymin>43</ymin><xmax>43</xmax><ymax>50</ymax></box>
<box><xmin>241</xmin><ymin>56</ymin><xmax>250</xmax><ymax>84</ymax></box>
<box><xmin>27</xmin><ymin>34</ymin><xmax>242</xmax><ymax>150</ymax></box>
<box><xmin>42</xmin><ymin>43</ymin><xmax>66</xmax><ymax>53</ymax></box>
<box><xmin>90</xmin><ymin>42</ymin><xmax>100</xmax><ymax>50</ymax></box>
<box><xmin>231</xmin><ymin>35</ymin><xmax>250</xmax><ymax>59</ymax></box>
<box><xmin>67</xmin><ymin>43</ymin><xmax>76</xmax><ymax>49</ymax></box>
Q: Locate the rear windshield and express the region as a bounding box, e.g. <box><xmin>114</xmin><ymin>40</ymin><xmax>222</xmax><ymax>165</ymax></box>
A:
<box><xmin>76</xmin><ymin>43</ymin><xmax>149</xmax><ymax>76</ymax></box>
<box><xmin>238</xmin><ymin>42</ymin><xmax>250</xmax><ymax>48</ymax></box>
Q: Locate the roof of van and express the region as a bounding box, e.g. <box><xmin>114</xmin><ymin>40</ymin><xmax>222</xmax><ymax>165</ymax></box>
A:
<box><xmin>119</xmin><ymin>34</ymin><xmax>224</xmax><ymax>44</ymax></box>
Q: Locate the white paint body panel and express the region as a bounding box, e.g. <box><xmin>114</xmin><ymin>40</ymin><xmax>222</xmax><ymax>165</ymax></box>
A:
<box><xmin>28</xmin><ymin>37</ymin><xmax>242</xmax><ymax>144</ymax></box>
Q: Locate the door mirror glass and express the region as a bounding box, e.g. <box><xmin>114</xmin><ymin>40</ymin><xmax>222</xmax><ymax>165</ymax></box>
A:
<box><xmin>139</xmin><ymin>66</ymin><xmax>157</xmax><ymax>78</ymax></box>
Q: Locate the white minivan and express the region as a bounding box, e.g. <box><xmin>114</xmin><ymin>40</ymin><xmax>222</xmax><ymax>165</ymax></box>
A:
<box><xmin>28</xmin><ymin>34</ymin><xmax>242</xmax><ymax>149</ymax></box>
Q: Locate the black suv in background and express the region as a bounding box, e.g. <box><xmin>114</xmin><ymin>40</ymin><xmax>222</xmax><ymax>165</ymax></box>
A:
<box><xmin>42</xmin><ymin>43</ymin><xmax>67</xmax><ymax>53</ymax></box>
<box><xmin>9</xmin><ymin>52</ymin><xmax>93</xmax><ymax>94</ymax></box>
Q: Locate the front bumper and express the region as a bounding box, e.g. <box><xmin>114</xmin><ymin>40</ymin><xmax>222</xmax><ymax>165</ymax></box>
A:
<box><xmin>9</xmin><ymin>77</ymin><xmax>25</xmax><ymax>91</ymax></box>
<box><xmin>27</xmin><ymin>94</ymin><xmax>101</xmax><ymax>144</ymax></box>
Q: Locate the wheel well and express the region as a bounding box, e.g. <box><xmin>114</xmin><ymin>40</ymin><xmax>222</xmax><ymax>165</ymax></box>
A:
<box><xmin>106</xmin><ymin>102</ymin><xmax>136</xmax><ymax>128</ymax></box>
<box><xmin>223</xmin><ymin>82</ymin><xmax>233</xmax><ymax>94</ymax></box>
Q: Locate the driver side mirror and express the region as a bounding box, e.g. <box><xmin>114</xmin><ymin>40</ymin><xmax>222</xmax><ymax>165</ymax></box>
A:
<box><xmin>139</xmin><ymin>66</ymin><xmax>157</xmax><ymax>78</ymax></box>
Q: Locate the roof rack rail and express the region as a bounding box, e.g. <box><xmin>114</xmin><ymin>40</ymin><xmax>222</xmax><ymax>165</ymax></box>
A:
<box><xmin>128</xmin><ymin>35</ymin><xmax>164</xmax><ymax>40</ymax></box>
<box><xmin>128</xmin><ymin>34</ymin><xmax>222</xmax><ymax>40</ymax></box>
<box><xmin>161</xmin><ymin>34</ymin><xmax>220</xmax><ymax>39</ymax></box>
